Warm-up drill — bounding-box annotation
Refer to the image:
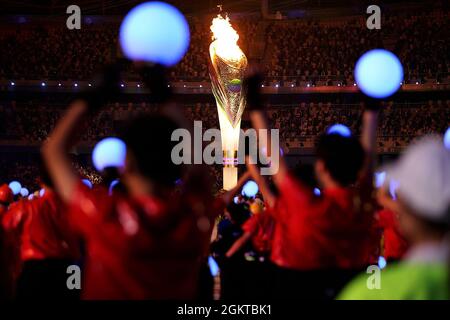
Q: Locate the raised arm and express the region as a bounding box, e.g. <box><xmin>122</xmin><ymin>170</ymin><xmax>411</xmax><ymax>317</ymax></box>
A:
<box><xmin>41</xmin><ymin>100</ymin><xmax>89</xmax><ymax>203</ymax></box>
<box><xmin>358</xmin><ymin>97</ymin><xmax>380</xmax><ymax>189</ymax></box>
<box><xmin>246</xmin><ymin>73</ymin><xmax>289</xmax><ymax>186</ymax></box>
<box><xmin>42</xmin><ymin>62</ymin><xmax>123</xmax><ymax>203</ymax></box>
<box><xmin>221</xmin><ymin>171</ymin><xmax>252</xmax><ymax>205</ymax></box>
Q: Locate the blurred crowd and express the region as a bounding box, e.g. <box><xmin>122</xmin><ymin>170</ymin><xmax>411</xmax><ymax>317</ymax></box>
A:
<box><xmin>1</xmin><ymin>100</ymin><xmax>448</xmax><ymax>149</ymax></box>
<box><xmin>0</xmin><ymin>12</ymin><xmax>448</xmax><ymax>84</ymax></box>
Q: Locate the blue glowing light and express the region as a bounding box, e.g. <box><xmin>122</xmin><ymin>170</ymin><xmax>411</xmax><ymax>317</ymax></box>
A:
<box><xmin>108</xmin><ymin>179</ymin><xmax>120</xmax><ymax>196</ymax></box>
<box><xmin>374</xmin><ymin>171</ymin><xmax>386</xmax><ymax>188</ymax></box>
<box><xmin>389</xmin><ymin>179</ymin><xmax>400</xmax><ymax>200</ymax></box>
<box><xmin>242</xmin><ymin>180</ymin><xmax>259</xmax><ymax>198</ymax></box>
<box><xmin>355</xmin><ymin>49</ymin><xmax>403</xmax><ymax>99</ymax></box>
<box><xmin>82</xmin><ymin>179</ymin><xmax>93</xmax><ymax>189</ymax></box>
<box><xmin>208</xmin><ymin>256</ymin><xmax>220</xmax><ymax>277</ymax></box>
<box><xmin>39</xmin><ymin>188</ymin><xmax>45</xmax><ymax>197</ymax></box>
<box><xmin>444</xmin><ymin>127</ymin><xmax>450</xmax><ymax>149</ymax></box>
<box><xmin>119</xmin><ymin>1</ymin><xmax>190</xmax><ymax>66</ymax></box>
<box><xmin>8</xmin><ymin>181</ymin><xmax>22</xmax><ymax>195</ymax></box>
<box><xmin>92</xmin><ymin>137</ymin><xmax>127</xmax><ymax>172</ymax></box>
<box><xmin>378</xmin><ymin>256</ymin><xmax>387</xmax><ymax>269</ymax></box>
<box><xmin>233</xmin><ymin>196</ymin><xmax>239</xmax><ymax>204</ymax></box>
<box><xmin>313</xmin><ymin>188</ymin><xmax>321</xmax><ymax>196</ymax></box>
<box><xmin>28</xmin><ymin>194</ymin><xmax>34</xmax><ymax>200</ymax></box>
<box><xmin>327</xmin><ymin>124</ymin><xmax>351</xmax><ymax>137</ymax></box>
<box><xmin>20</xmin><ymin>188</ymin><xmax>29</xmax><ymax>197</ymax></box>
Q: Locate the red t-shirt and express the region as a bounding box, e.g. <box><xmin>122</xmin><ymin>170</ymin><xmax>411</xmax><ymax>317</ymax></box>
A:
<box><xmin>377</xmin><ymin>209</ymin><xmax>408</xmax><ymax>260</ymax></box>
<box><xmin>68</xmin><ymin>182</ymin><xmax>223</xmax><ymax>300</ymax></box>
<box><xmin>242</xmin><ymin>212</ymin><xmax>274</xmax><ymax>254</ymax></box>
<box><xmin>270</xmin><ymin>173</ymin><xmax>377</xmax><ymax>270</ymax></box>
<box><xmin>2</xmin><ymin>190</ymin><xmax>81</xmax><ymax>262</ymax></box>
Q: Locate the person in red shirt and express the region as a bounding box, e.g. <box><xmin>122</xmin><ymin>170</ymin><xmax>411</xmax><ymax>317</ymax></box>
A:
<box><xmin>41</xmin><ymin>63</ymin><xmax>246</xmax><ymax>299</ymax></box>
<box><xmin>245</xmin><ymin>73</ymin><xmax>379</xmax><ymax>299</ymax></box>
<box><xmin>0</xmin><ymin>184</ymin><xmax>15</xmax><ymax>299</ymax></box>
<box><xmin>2</xmin><ymin>162</ymin><xmax>82</xmax><ymax>300</ymax></box>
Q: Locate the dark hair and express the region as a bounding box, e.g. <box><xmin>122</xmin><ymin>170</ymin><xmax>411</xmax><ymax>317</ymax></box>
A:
<box><xmin>293</xmin><ymin>163</ymin><xmax>317</xmax><ymax>190</ymax></box>
<box><xmin>119</xmin><ymin>114</ymin><xmax>182</xmax><ymax>187</ymax></box>
<box><xmin>316</xmin><ymin>134</ymin><xmax>365</xmax><ymax>186</ymax></box>
<box><xmin>226</xmin><ymin>203</ymin><xmax>250</xmax><ymax>226</ymax></box>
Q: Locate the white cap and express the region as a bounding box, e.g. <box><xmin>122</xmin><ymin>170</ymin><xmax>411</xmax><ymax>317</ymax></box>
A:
<box><xmin>387</xmin><ymin>136</ymin><xmax>450</xmax><ymax>223</ymax></box>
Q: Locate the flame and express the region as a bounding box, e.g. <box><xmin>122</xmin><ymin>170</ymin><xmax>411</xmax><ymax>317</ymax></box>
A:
<box><xmin>210</xmin><ymin>14</ymin><xmax>243</xmax><ymax>61</ymax></box>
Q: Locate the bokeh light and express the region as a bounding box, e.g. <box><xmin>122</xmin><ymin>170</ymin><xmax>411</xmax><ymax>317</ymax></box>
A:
<box><xmin>92</xmin><ymin>137</ymin><xmax>127</xmax><ymax>172</ymax></box>
<box><xmin>119</xmin><ymin>1</ymin><xmax>190</xmax><ymax>66</ymax></box>
<box><xmin>327</xmin><ymin>124</ymin><xmax>351</xmax><ymax>137</ymax></box>
<box><xmin>355</xmin><ymin>49</ymin><xmax>403</xmax><ymax>98</ymax></box>
<box><xmin>242</xmin><ymin>180</ymin><xmax>259</xmax><ymax>198</ymax></box>
<box><xmin>8</xmin><ymin>181</ymin><xmax>22</xmax><ymax>195</ymax></box>
<box><xmin>20</xmin><ymin>187</ymin><xmax>29</xmax><ymax>197</ymax></box>
<box><xmin>444</xmin><ymin>127</ymin><xmax>450</xmax><ymax>149</ymax></box>
<box><xmin>82</xmin><ymin>179</ymin><xmax>93</xmax><ymax>189</ymax></box>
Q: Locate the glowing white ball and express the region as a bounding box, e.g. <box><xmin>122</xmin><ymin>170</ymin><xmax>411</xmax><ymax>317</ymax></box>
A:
<box><xmin>20</xmin><ymin>188</ymin><xmax>29</xmax><ymax>197</ymax></box>
<box><xmin>8</xmin><ymin>181</ymin><xmax>22</xmax><ymax>195</ymax></box>
<box><xmin>327</xmin><ymin>124</ymin><xmax>351</xmax><ymax>137</ymax></box>
<box><xmin>242</xmin><ymin>180</ymin><xmax>259</xmax><ymax>198</ymax></box>
<box><xmin>28</xmin><ymin>194</ymin><xmax>34</xmax><ymax>200</ymax></box>
<box><xmin>119</xmin><ymin>1</ymin><xmax>190</xmax><ymax>66</ymax></box>
<box><xmin>444</xmin><ymin>127</ymin><xmax>450</xmax><ymax>149</ymax></box>
<box><xmin>355</xmin><ymin>49</ymin><xmax>403</xmax><ymax>98</ymax></box>
<box><xmin>39</xmin><ymin>188</ymin><xmax>45</xmax><ymax>197</ymax></box>
<box><xmin>92</xmin><ymin>137</ymin><xmax>127</xmax><ymax>172</ymax></box>
<box><xmin>82</xmin><ymin>179</ymin><xmax>93</xmax><ymax>189</ymax></box>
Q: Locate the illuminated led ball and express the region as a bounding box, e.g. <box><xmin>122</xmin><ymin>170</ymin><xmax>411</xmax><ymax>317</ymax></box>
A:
<box><xmin>92</xmin><ymin>137</ymin><xmax>127</xmax><ymax>172</ymax></box>
<box><xmin>444</xmin><ymin>127</ymin><xmax>450</xmax><ymax>149</ymax></box>
<box><xmin>20</xmin><ymin>188</ymin><xmax>29</xmax><ymax>197</ymax></box>
<box><xmin>8</xmin><ymin>181</ymin><xmax>22</xmax><ymax>195</ymax></box>
<box><xmin>242</xmin><ymin>180</ymin><xmax>259</xmax><ymax>198</ymax></box>
<box><xmin>327</xmin><ymin>124</ymin><xmax>351</xmax><ymax>137</ymax></box>
<box><xmin>314</xmin><ymin>188</ymin><xmax>321</xmax><ymax>196</ymax></box>
<box><xmin>39</xmin><ymin>188</ymin><xmax>45</xmax><ymax>197</ymax></box>
<box><xmin>28</xmin><ymin>194</ymin><xmax>34</xmax><ymax>200</ymax></box>
<box><xmin>119</xmin><ymin>1</ymin><xmax>190</xmax><ymax>66</ymax></box>
<box><xmin>227</xmin><ymin>79</ymin><xmax>242</xmax><ymax>93</ymax></box>
<box><xmin>82</xmin><ymin>179</ymin><xmax>93</xmax><ymax>189</ymax></box>
<box><xmin>355</xmin><ymin>49</ymin><xmax>403</xmax><ymax>98</ymax></box>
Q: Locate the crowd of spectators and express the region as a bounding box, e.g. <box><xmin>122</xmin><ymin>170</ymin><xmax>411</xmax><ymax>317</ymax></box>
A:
<box><xmin>265</xmin><ymin>12</ymin><xmax>449</xmax><ymax>85</ymax></box>
<box><xmin>0</xmin><ymin>12</ymin><xmax>447</xmax><ymax>84</ymax></box>
<box><xmin>1</xmin><ymin>100</ymin><xmax>448</xmax><ymax>148</ymax></box>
